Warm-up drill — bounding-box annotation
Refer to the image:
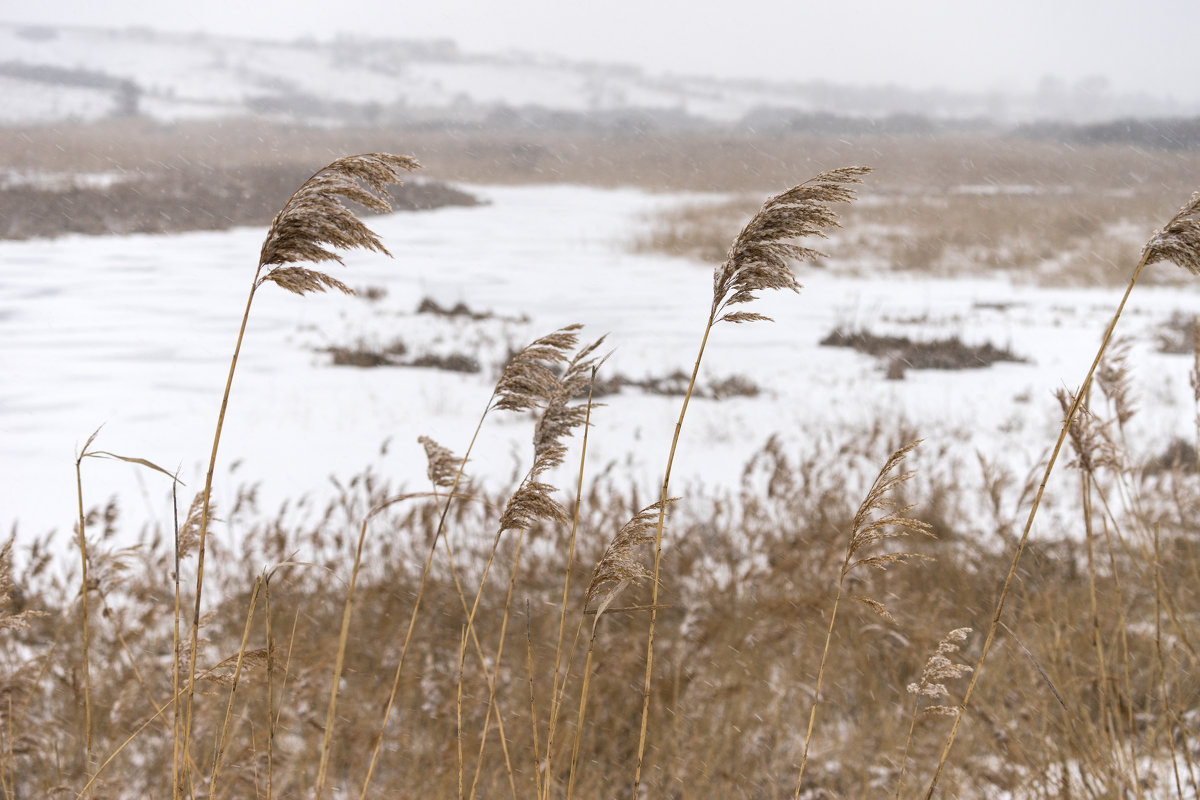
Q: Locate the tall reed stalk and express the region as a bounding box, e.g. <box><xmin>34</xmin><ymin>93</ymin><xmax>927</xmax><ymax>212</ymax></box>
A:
<box><xmin>630</xmin><ymin>167</ymin><xmax>870</xmax><ymax>796</ymax></box>
<box><xmin>926</xmin><ymin>192</ymin><xmax>1200</xmax><ymax>796</ymax></box>
<box><xmin>794</xmin><ymin>440</ymin><xmax>930</xmax><ymax>796</ymax></box>
<box><xmin>175</xmin><ymin>153</ymin><xmax>418</xmax><ymax>796</ymax></box>
<box><xmin>73</xmin><ymin>438</ymin><xmax>95</xmax><ymax>790</ymax></box>
<box><xmin>73</xmin><ymin>430</ymin><xmax>178</xmax><ymax>795</ymax></box>
<box><xmin>356</xmin><ymin>327</ymin><xmax>599</xmax><ymax>798</ymax></box>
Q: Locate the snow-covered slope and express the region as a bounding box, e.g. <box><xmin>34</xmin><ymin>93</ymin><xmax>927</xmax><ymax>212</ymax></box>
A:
<box><xmin>2</xmin><ymin>22</ymin><xmax>1194</xmax><ymax>127</ymax></box>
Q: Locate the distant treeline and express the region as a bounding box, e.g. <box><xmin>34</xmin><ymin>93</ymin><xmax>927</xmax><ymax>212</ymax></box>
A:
<box><xmin>3</xmin><ymin>52</ymin><xmax>1197</xmax><ymax>149</ymax></box>
<box><xmin>397</xmin><ymin>105</ymin><xmax>1200</xmax><ymax>150</ymax></box>
<box><xmin>0</xmin><ymin>60</ymin><xmax>131</xmax><ymax>92</ymax></box>
<box><xmin>1017</xmin><ymin>117</ymin><xmax>1200</xmax><ymax>150</ymax></box>
<box><xmin>0</xmin><ymin>61</ymin><xmax>140</xmax><ymax>116</ymax></box>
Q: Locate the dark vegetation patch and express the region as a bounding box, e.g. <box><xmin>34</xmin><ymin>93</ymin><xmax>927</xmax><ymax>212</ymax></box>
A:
<box><xmin>325</xmin><ymin>339</ymin><xmax>480</xmax><ymax>373</ymax></box>
<box><xmin>1154</xmin><ymin>311</ymin><xmax>1198</xmax><ymax>354</ymax></box>
<box><xmin>357</xmin><ymin>285</ymin><xmax>388</xmax><ymax>302</ymax></box>
<box><xmin>820</xmin><ymin>327</ymin><xmax>1026</xmax><ymax>378</ymax></box>
<box><xmin>417</xmin><ymin>297</ymin><xmax>496</xmax><ymax>321</ymax></box>
<box><xmin>327</xmin><ymin>340</ymin><xmax>408</xmax><ymax>368</ymax></box>
<box><xmin>589</xmin><ymin>370</ymin><xmax>760</xmax><ymax>400</ymax></box>
<box><xmin>0</xmin><ymin>164</ymin><xmax>480</xmax><ymax>240</ymax></box>
<box><xmin>1019</xmin><ymin>117</ymin><xmax>1200</xmax><ymax>151</ymax></box>
<box><xmin>406</xmin><ymin>352</ymin><xmax>482</xmax><ymax>373</ymax></box>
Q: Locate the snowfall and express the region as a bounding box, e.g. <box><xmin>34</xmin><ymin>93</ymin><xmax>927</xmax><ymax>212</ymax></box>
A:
<box><xmin>3</xmin><ymin>183</ymin><xmax>1199</xmax><ymax>549</ymax></box>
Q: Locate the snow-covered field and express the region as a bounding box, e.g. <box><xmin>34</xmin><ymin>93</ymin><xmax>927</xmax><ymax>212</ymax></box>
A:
<box><xmin>3</xmin><ymin>184</ymin><xmax>1199</xmax><ymax>545</ymax></box>
<box><xmin>3</xmin><ymin>22</ymin><xmax>1195</xmax><ymax>127</ymax></box>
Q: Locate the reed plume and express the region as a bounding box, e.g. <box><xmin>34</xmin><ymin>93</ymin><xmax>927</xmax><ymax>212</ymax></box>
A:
<box><xmin>0</xmin><ymin>540</ymin><xmax>38</xmax><ymax>634</ymax></box>
<box><xmin>568</xmin><ymin>499</ymin><xmax>672</xmax><ymax>798</ymax></box>
<box><xmin>181</xmin><ymin>152</ymin><xmax>417</xmax><ymax>797</ymax></box>
<box><xmin>795</xmin><ymin>440</ymin><xmax>931</xmax><ymax>796</ymax></box>
<box><xmin>927</xmin><ymin>187</ymin><xmax>1200</xmax><ymax>797</ymax></box>
<box><xmin>493</xmin><ymin>326</ymin><xmax>603</xmax><ymax>533</ymax></box>
<box><xmin>711</xmin><ymin>166</ymin><xmax>871</xmax><ymax>324</ymax></box>
<box><xmin>1144</xmin><ymin>193</ymin><xmax>1200</xmax><ymax>275</ymax></box>
<box><xmin>585</xmin><ymin>499</ymin><xmax>672</xmax><ymax>632</ymax></box>
<box><xmin>895</xmin><ymin>629</ymin><xmax>973</xmax><ymax>797</ymax></box>
<box><xmin>419</xmin><ymin>435</ymin><xmax>465</xmax><ymax>490</ymax></box>
<box><xmin>258</xmin><ymin>153</ymin><xmax>421</xmax><ymax>293</ymax></box>
<box><xmin>908</xmin><ymin>628</ymin><xmax>974</xmax><ymax>715</ymax></box>
<box><xmin>634</xmin><ymin>166</ymin><xmax>870</xmax><ymax>797</ymax></box>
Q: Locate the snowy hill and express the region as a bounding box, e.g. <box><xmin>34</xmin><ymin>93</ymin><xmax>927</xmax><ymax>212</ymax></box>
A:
<box><xmin>2</xmin><ymin>22</ymin><xmax>1196</xmax><ymax>127</ymax></box>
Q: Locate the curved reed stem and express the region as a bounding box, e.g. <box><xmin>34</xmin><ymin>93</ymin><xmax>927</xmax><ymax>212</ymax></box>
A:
<box><xmin>794</xmin><ymin>579</ymin><xmax>844</xmax><ymax>795</ymax></box>
<box><xmin>73</xmin><ymin>446</ymin><xmax>94</xmax><ymax>796</ymax></box>
<box><xmin>632</xmin><ymin>315</ymin><xmax>710</xmax><ymax>798</ymax></box>
<box><xmin>543</xmin><ymin>371</ymin><xmax>598</xmax><ymax>798</ymax></box>
<box><xmin>925</xmin><ymin>250</ymin><xmax>1150</xmax><ymax>796</ymax></box>
<box><xmin>181</xmin><ymin>277</ymin><xmax>260</xmax><ymax>789</ymax></box>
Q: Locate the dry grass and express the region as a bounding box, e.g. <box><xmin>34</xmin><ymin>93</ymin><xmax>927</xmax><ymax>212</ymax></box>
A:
<box><xmin>4</xmin><ymin>119</ymin><xmax>1197</xmax><ymax>193</ymax></box>
<box><xmin>9</xmin><ymin>429</ymin><xmax>1200</xmax><ymax>797</ymax></box>
<box><xmin>638</xmin><ymin>177</ymin><xmax>1197</xmax><ymax>288</ymax></box>
<box><xmin>4</xmin><ymin>139</ymin><xmax>1200</xmax><ymax>799</ymax></box>
<box><xmin>5</xmin><ymin>119</ymin><xmax>1199</xmax><ymax>290</ymax></box>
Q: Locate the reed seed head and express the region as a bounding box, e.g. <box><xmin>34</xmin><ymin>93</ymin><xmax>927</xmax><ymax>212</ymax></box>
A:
<box><xmin>498</xmin><ymin>481</ymin><xmax>568</xmax><ymax>533</ymax></box>
<box><xmin>531</xmin><ymin>336</ymin><xmax>607</xmax><ymax>476</ymax></box>
<box><xmin>1057</xmin><ymin>389</ymin><xmax>1120</xmax><ymax>474</ymax></box>
<box><xmin>845</xmin><ymin>440</ymin><xmax>933</xmax><ymax>574</ymax></box>
<box><xmin>418</xmin><ymin>436</ymin><xmax>464</xmax><ymax>489</ymax></box>
<box><xmin>0</xmin><ymin>539</ymin><xmax>40</xmax><ymax>631</ymax></box>
<box><xmin>257</xmin><ymin>153</ymin><xmax>420</xmax><ymax>295</ymax></box>
<box><xmin>585</xmin><ymin>500</ymin><xmax>673</xmax><ymax>625</ymax></box>
<box><xmin>908</xmin><ymin>627</ymin><xmax>973</xmax><ymax>716</ymax></box>
<box><xmin>712</xmin><ymin>166</ymin><xmax>871</xmax><ymax>323</ymax></box>
<box><xmin>200</xmin><ymin>648</ymin><xmax>273</xmax><ymax>687</ymax></box>
<box><xmin>493</xmin><ymin>325</ymin><xmax>583</xmax><ymax>413</ymax></box>
<box><xmin>1095</xmin><ymin>338</ymin><xmax>1136</xmax><ymax>427</ymax></box>
<box><xmin>1145</xmin><ymin>193</ymin><xmax>1200</xmax><ymax>275</ymax></box>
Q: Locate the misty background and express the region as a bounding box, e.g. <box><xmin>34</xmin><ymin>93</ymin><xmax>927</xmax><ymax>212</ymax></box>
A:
<box><xmin>1</xmin><ymin>0</ymin><xmax>1199</xmax><ymax>129</ymax></box>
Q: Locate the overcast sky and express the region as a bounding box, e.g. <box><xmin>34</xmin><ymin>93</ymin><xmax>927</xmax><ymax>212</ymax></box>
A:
<box><xmin>2</xmin><ymin>0</ymin><xmax>1197</xmax><ymax>102</ymax></box>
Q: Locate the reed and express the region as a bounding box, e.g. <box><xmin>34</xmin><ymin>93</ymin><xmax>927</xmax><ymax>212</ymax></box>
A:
<box><xmin>8</xmin><ymin>149</ymin><xmax>1200</xmax><ymax>798</ymax></box>
<box><xmin>794</xmin><ymin>440</ymin><xmax>932</xmax><ymax>797</ymax></box>
<box><xmin>634</xmin><ymin>166</ymin><xmax>870</xmax><ymax>797</ymax></box>
<box><xmin>927</xmin><ymin>192</ymin><xmax>1200</xmax><ymax>796</ymax></box>
<box><xmin>178</xmin><ymin>153</ymin><xmax>418</xmax><ymax>795</ymax></box>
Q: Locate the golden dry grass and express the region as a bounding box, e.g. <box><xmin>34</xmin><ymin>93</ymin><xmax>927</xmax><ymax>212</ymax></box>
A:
<box><xmin>3</xmin><ymin>135</ymin><xmax>1200</xmax><ymax>799</ymax></box>
<box><xmin>8</xmin><ymin>436</ymin><xmax>1200</xmax><ymax>797</ymax></box>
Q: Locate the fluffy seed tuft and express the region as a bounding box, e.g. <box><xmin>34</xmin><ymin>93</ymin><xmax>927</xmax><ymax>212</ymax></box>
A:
<box><xmin>712</xmin><ymin>166</ymin><xmax>870</xmax><ymax>323</ymax></box>
<box><xmin>1144</xmin><ymin>193</ymin><xmax>1200</xmax><ymax>275</ymax></box>
<box><xmin>257</xmin><ymin>153</ymin><xmax>420</xmax><ymax>294</ymax></box>
<box><xmin>585</xmin><ymin>499</ymin><xmax>674</xmax><ymax>627</ymax></box>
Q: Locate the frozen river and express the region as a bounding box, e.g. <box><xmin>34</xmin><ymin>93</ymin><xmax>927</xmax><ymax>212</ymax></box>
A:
<box><xmin>3</xmin><ymin>184</ymin><xmax>1198</xmax><ymax>545</ymax></box>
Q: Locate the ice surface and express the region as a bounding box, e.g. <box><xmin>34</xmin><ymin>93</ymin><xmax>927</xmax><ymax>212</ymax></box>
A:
<box><xmin>2</xmin><ymin>184</ymin><xmax>1198</xmax><ymax>547</ymax></box>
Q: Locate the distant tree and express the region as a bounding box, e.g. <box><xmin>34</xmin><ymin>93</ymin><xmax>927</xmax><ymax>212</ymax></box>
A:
<box><xmin>113</xmin><ymin>80</ymin><xmax>141</xmax><ymax>117</ymax></box>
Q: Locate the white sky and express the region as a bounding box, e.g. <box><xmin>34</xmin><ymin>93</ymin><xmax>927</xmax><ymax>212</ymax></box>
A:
<box><xmin>1</xmin><ymin>0</ymin><xmax>1196</xmax><ymax>101</ymax></box>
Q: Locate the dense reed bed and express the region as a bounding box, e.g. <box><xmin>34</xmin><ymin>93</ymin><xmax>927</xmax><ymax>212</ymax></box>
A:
<box><xmin>2</xmin><ymin>148</ymin><xmax>1200</xmax><ymax>799</ymax></box>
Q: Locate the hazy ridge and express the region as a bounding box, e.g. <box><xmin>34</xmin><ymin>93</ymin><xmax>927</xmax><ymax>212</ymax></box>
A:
<box><xmin>3</xmin><ymin>21</ymin><xmax>1198</xmax><ymax>128</ymax></box>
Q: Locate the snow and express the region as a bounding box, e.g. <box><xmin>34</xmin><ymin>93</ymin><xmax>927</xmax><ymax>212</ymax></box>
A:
<box><xmin>3</xmin><ymin>23</ymin><xmax>1197</xmax><ymax>126</ymax></box>
<box><xmin>3</xmin><ymin>184</ymin><xmax>1199</xmax><ymax>547</ymax></box>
